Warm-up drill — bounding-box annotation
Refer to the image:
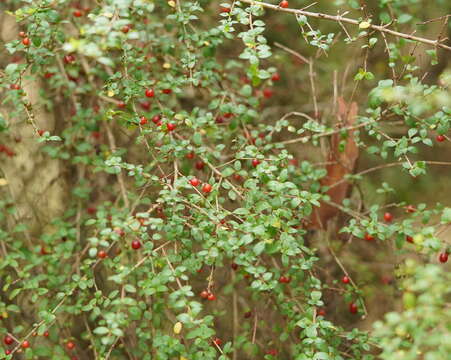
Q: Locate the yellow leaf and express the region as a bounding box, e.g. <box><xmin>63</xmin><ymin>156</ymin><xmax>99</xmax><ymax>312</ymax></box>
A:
<box><xmin>107</xmin><ymin>90</ymin><xmax>115</xmax><ymax>97</ymax></box>
<box><xmin>163</xmin><ymin>62</ymin><xmax>171</xmax><ymax>69</ymax></box>
<box><xmin>173</xmin><ymin>321</ymin><xmax>182</xmax><ymax>334</ymax></box>
<box><xmin>359</xmin><ymin>21</ymin><xmax>371</xmax><ymax>29</ymax></box>
<box><xmin>168</xmin><ymin>1</ymin><xmax>176</xmax><ymax>8</ymax></box>
<box><xmin>0</xmin><ymin>178</ymin><xmax>8</xmax><ymax>186</ymax></box>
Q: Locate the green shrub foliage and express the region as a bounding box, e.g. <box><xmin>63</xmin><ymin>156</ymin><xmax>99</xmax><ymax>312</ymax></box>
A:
<box><xmin>0</xmin><ymin>0</ymin><xmax>449</xmax><ymax>359</ymax></box>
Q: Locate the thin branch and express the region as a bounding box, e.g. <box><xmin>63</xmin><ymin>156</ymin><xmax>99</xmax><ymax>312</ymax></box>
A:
<box><xmin>240</xmin><ymin>0</ymin><xmax>451</xmax><ymax>51</ymax></box>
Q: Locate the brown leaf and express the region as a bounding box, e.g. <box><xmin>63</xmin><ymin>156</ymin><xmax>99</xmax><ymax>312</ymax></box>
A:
<box><xmin>309</xmin><ymin>97</ymin><xmax>359</xmax><ymax>229</ymax></box>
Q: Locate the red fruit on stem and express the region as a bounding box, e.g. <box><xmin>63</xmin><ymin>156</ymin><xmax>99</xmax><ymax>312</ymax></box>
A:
<box><xmin>43</xmin><ymin>331</ymin><xmax>49</xmax><ymax>337</ymax></box>
<box><xmin>37</xmin><ymin>129</ymin><xmax>45</xmax><ymax>136</ymax></box>
<box><xmin>152</xmin><ymin>114</ymin><xmax>162</xmax><ymax>124</ymax></box>
<box><xmin>22</xmin><ymin>37</ymin><xmax>30</xmax><ymax>46</ymax></box>
<box><xmin>131</xmin><ymin>240</ymin><xmax>141</xmax><ymax>250</ymax></box>
<box><xmin>244</xmin><ymin>311</ymin><xmax>252</xmax><ymax>318</ymax></box>
<box><xmin>200</xmin><ymin>290</ymin><xmax>209</xmax><ymax>299</ymax></box>
<box><xmin>162</xmin><ymin>89</ymin><xmax>172</xmax><ymax>94</ymax></box>
<box><xmin>317</xmin><ymin>308</ymin><xmax>326</xmax><ymax>316</ymax></box>
<box><xmin>383</xmin><ymin>212</ymin><xmax>393</xmax><ymax>222</ymax></box>
<box><xmin>279</xmin><ymin>275</ymin><xmax>291</xmax><ymax>284</ymax></box>
<box><xmin>19</xmin><ymin>31</ymin><xmax>26</xmax><ymax>38</ymax></box>
<box><xmin>189</xmin><ymin>178</ymin><xmax>200</xmax><ymax>187</ymax></box>
<box><xmin>98</xmin><ymin>250</ymin><xmax>107</xmax><ymax>259</ymax></box>
<box><xmin>145</xmin><ymin>89</ymin><xmax>155</xmax><ymax>98</ymax></box>
<box><xmin>406</xmin><ymin>235</ymin><xmax>414</xmax><ymax>243</ymax></box>
<box><xmin>271</xmin><ymin>73</ymin><xmax>280</xmax><ymax>81</ymax></box>
<box><xmin>66</xmin><ymin>341</ymin><xmax>75</xmax><ymax>350</ymax></box>
<box><xmin>5</xmin><ymin>350</ymin><xmax>11</xmax><ymax>355</ymax></box>
<box><xmin>44</xmin><ymin>72</ymin><xmax>55</xmax><ymax>79</ymax></box>
<box><xmin>202</xmin><ymin>183</ymin><xmax>212</xmax><ymax>193</ymax></box>
<box><xmin>167</xmin><ymin>123</ymin><xmax>176</xmax><ymax>132</ymax></box>
<box><xmin>195</xmin><ymin>161</ymin><xmax>205</xmax><ymax>170</ymax></box>
<box><xmin>263</xmin><ymin>88</ymin><xmax>273</xmax><ymax>98</ymax></box>
<box><xmin>212</xmin><ymin>337</ymin><xmax>222</xmax><ymax>346</ymax></box>
<box><xmin>21</xmin><ymin>340</ymin><xmax>30</xmax><ymax>348</ymax></box>
<box><xmin>364</xmin><ymin>233</ymin><xmax>375</xmax><ymax>241</ymax></box>
<box><xmin>140</xmin><ymin>101</ymin><xmax>151</xmax><ymax>110</ymax></box>
<box><xmin>279</xmin><ymin>1</ymin><xmax>289</xmax><ymax>9</ymax></box>
<box><xmin>349</xmin><ymin>303</ymin><xmax>358</xmax><ymax>314</ymax></box>
<box><xmin>439</xmin><ymin>252</ymin><xmax>448</xmax><ymax>263</ymax></box>
<box><xmin>252</xmin><ymin>159</ymin><xmax>261</xmax><ymax>168</ymax></box>
<box><xmin>73</xmin><ymin>10</ymin><xmax>83</xmax><ymax>17</ymax></box>
<box><xmin>207</xmin><ymin>293</ymin><xmax>216</xmax><ymax>301</ymax></box>
<box><xmin>4</xmin><ymin>336</ymin><xmax>13</xmax><ymax>345</ymax></box>
<box><xmin>342</xmin><ymin>276</ymin><xmax>350</xmax><ymax>284</ymax></box>
<box><xmin>436</xmin><ymin>135</ymin><xmax>445</xmax><ymax>142</ymax></box>
<box><xmin>140</xmin><ymin>116</ymin><xmax>148</xmax><ymax>125</ymax></box>
<box><xmin>121</xmin><ymin>25</ymin><xmax>130</xmax><ymax>33</ymax></box>
<box><xmin>186</xmin><ymin>151</ymin><xmax>195</xmax><ymax>159</ymax></box>
<box><xmin>220</xmin><ymin>7</ymin><xmax>231</xmax><ymax>13</ymax></box>
<box><xmin>231</xmin><ymin>263</ymin><xmax>238</xmax><ymax>270</ymax></box>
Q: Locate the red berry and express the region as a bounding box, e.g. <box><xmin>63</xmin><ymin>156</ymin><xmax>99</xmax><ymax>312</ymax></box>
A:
<box><xmin>279</xmin><ymin>1</ymin><xmax>289</xmax><ymax>9</ymax></box>
<box><xmin>436</xmin><ymin>135</ymin><xmax>445</xmax><ymax>142</ymax></box>
<box><xmin>189</xmin><ymin>178</ymin><xmax>200</xmax><ymax>187</ymax></box>
<box><xmin>98</xmin><ymin>250</ymin><xmax>107</xmax><ymax>259</ymax></box>
<box><xmin>263</xmin><ymin>88</ymin><xmax>273</xmax><ymax>98</ymax></box>
<box><xmin>21</xmin><ymin>340</ymin><xmax>30</xmax><ymax>348</ymax></box>
<box><xmin>87</xmin><ymin>206</ymin><xmax>96</xmax><ymax>215</ymax></box>
<box><xmin>202</xmin><ymin>183</ymin><xmax>212</xmax><ymax>193</ymax></box>
<box><xmin>349</xmin><ymin>303</ymin><xmax>358</xmax><ymax>314</ymax></box>
<box><xmin>252</xmin><ymin>159</ymin><xmax>261</xmax><ymax>168</ymax></box>
<box><xmin>317</xmin><ymin>308</ymin><xmax>326</xmax><ymax>316</ymax></box>
<box><xmin>22</xmin><ymin>37</ymin><xmax>30</xmax><ymax>46</ymax></box>
<box><xmin>266</xmin><ymin>349</ymin><xmax>278</xmax><ymax>356</ymax></box>
<box><xmin>364</xmin><ymin>233</ymin><xmax>375</xmax><ymax>241</ymax></box>
<box><xmin>152</xmin><ymin>115</ymin><xmax>162</xmax><ymax>124</ymax></box>
<box><xmin>383</xmin><ymin>212</ymin><xmax>393</xmax><ymax>222</ymax></box>
<box><xmin>5</xmin><ymin>350</ymin><xmax>11</xmax><ymax>355</ymax></box>
<box><xmin>233</xmin><ymin>174</ymin><xmax>242</xmax><ymax>181</ymax></box>
<box><xmin>220</xmin><ymin>7</ymin><xmax>231</xmax><ymax>13</ymax></box>
<box><xmin>10</xmin><ymin>83</ymin><xmax>20</xmax><ymax>90</ymax></box>
<box><xmin>223</xmin><ymin>112</ymin><xmax>234</xmax><ymax>118</ymax></box>
<box><xmin>19</xmin><ymin>31</ymin><xmax>26</xmax><ymax>38</ymax></box>
<box><xmin>439</xmin><ymin>252</ymin><xmax>448</xmax><ymax>263</ymax></box>
<box><xmin>207</xmin><ymin>293</ymin><xmax>216</xmax><ymax>301</ymax></box>
<box><xmin>131</xmin><ymin>240</ymin><xmax>141</xmax><ymax>250</ymax></box>
<box><xmin>117</xmin><ymin>101</ymin><xmax>126</xmax><ymax>109</ymax></box>
<box><xmin>167</xmin><ymin>123</ymin><xmax>176</xmax><ymax>132</ymax></box>
<box><xmin>195</xmin><ymin>161</ymin><xmax>205</xmax><ymax>170</ymax></box>
<box><xmin>215</xmin><ymin>116</ymin><xmax>225</xmax><ymax>124</ymax></box>
<box><xmin>342</xmin><ymin>276</ymin><xmax>350</xmax><ymax>284</ymax></box>
<box><xmin>200</xmin><ymin>290</ymin><xmax>209</xmax><ymax>299</ymax></box>
<box><xmin>43</xmin><ymin>331</ymin><xmax>49</xmax><ymax>337</ymax></box>
<box><xmin>231</xmin><ymin>263</ymin><xmax>238</xmax><ymax>270</ymax></box>
<box><xmin>139</xmin><ymin>116</ymin><xmax>148</xmax><ymax>125</ymax></box>
<box><xmin>162</xmin><ymin>89</ymin><xmax>172</xmax><ymax>94</ymax></box>
<box><xmin>271</xmin><ymin>73</ymin><xmax>280</xmax><ymax>81</ymax></box>
<box><xmin>121</xmin><ymin>25</ymin><xmax>130</xmax><ymax>33</ymax></box>
<box><xmin>145</xmin><ymin>89</ymin><xmax>155</xmax><ymax>98</ymax></box>
<box><xmin>279</xmin><ymin>275</ymin><xmax>291</xmax><ymax>284</ymax></box>
<box><xmin>186</xmin><ymin>151</ymin><xmax>195</xmax><ymax>159</ymax></box>
<box><xmin>37</xmin><ymin>129</ymin><xmax>45</xmax><ymax>136</ymax></box>
<box><xmin>244</xmin><ymin>311</ymin><xmax>252</xmax><ymax>318</ymax></box>
<box><xmin>212</xmin><ymin>337</ymin><xmax>222</xmax><ymax>346</ymax></box>
<box><xmin>4</xmin><ymin>336</ymin><xmax>13</xmax><ymax>345</ymax></box>
<box><xmin>73</xmin><ymin>10</ymin><xmax>83</xmax><ymax>17</ymax></box>
<box><xmin>140</xmin><ymin>101</ymin><xmax>151</xmax><ymax>110</ymax></box>
<box><xmin>66</xmin><ymin>341</ymin><xmax>75</xmax><ymax>350</ymax></box>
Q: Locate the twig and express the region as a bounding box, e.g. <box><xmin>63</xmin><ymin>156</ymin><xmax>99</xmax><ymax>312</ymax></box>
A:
<box><xmin>240</xmin><ymin>0</ymin><xmax>451</xmax><ymax>51</ymax></box>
